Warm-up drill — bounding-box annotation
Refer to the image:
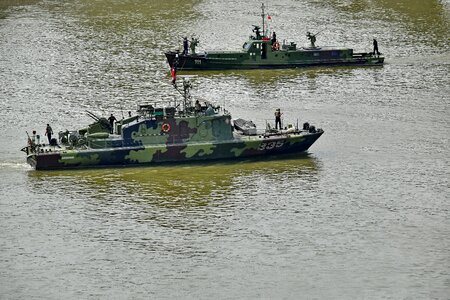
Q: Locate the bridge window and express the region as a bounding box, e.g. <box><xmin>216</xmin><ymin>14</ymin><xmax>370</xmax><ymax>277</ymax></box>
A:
<box><xmin>243</xmin><ymin>42</ymin><xmax>252</xmax><ymax>50</ymax></box>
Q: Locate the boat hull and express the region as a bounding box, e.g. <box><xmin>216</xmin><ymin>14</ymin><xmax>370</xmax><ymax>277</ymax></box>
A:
<box><xmin>165</xmin><ymin>51</ymin><xmax>384</xmax><ymax>71</ymax></box>
<box><xmin>27</xmin><ymin>131</ymin><xmax>323</xmax><ymax>170</ymax></box>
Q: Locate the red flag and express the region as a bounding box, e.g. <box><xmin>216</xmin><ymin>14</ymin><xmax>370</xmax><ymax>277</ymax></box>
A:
<box><xmin>268</xmin><ymin>15</ymin><xmax>272</xmax><ymax>21</ymax></box>
<box><xmin>171</xmin><ymin>67</ymin><xmax>177</xmax><ymax>84</ymax></box>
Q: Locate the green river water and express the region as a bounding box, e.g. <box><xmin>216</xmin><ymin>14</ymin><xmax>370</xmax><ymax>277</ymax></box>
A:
<box><xmin>0</xmin><ymin>0</ymin><xmax>449</xmax><ymax>298</ymax></box>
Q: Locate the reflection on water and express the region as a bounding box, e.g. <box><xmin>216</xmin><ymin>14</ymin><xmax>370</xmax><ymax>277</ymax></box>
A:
<box><xmin>26</xmin><ymin>155</ymin><xmax>320</xmax><ymax>234</ymax></box>
<box><xmin>177</xmin><ymin>66</ymin><xmax>359</xmax><ymax>85</ymax></box>
<box><xmin>27</xmin><ymin>154</ymin><xmax>319</xmax><ymax>208</ymax></box>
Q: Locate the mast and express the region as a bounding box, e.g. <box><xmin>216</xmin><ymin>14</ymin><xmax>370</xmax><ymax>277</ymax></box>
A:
<box><xmin>261</xmin><ymin>3</ymin><xmax>265</xmax><ymax>37</ymax></box>
<box><xmin>182</xmin><ymin>78</ymin><xmax>192</xmax><ymax>112</ymax></box>
<box><xmin>172</xmin><ymin>78</ymin><xmax>192</xmax><ymax>113</ymax></box>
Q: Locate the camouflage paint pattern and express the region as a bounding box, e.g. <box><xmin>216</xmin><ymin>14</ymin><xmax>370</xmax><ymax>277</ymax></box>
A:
<box><xmin>24</xmin><ymin>112</ymin><xmax>323</xmax><ymax>170</ymax></box>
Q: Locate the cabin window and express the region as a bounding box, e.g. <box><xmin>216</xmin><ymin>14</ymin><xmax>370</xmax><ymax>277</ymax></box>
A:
<box><xmin>261</xmin><ymin>43</ymin><xmax>267</xmax><ymax>59</ymax></box>
<box><xmin>243</xmin><ymin>42</ymin><xmax>252</xmax><ymax>50</ymax></box>
<box><xmin>331</xmin><ymin>51</ymin><xmax>339</xmax><ymax>57</ymax></box>
<box><xmin>313</xmin><ymin>52</ymin><xmax>320</xmax><ymax>57</ymax></box>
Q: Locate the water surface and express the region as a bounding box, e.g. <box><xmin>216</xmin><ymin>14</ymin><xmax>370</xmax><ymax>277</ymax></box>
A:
<box><xmin>0</xmin><ymin>0</ymin><xmax>449</xmax><ymax>298</ymax></box>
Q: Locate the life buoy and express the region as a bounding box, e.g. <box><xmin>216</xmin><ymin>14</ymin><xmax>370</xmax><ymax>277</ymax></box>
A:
<box><xmin>273</xmin><ymin>41</ymin><xmax>280</xmax><ymax>51</ymax></box>
<box><xmin>161</xmin><ymin>123</ymin><xmax>171</xmax><ymax>133</ymax></box>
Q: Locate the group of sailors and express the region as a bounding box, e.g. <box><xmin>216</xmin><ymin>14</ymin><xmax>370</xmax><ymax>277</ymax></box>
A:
<box><xmin>182</xmin><ymin>36</ymin><xmax>199</xmax><ymax>56</ymax></box>
<box><xmin>272</xmin><ymin>31</ymin><xmax>317</xmax><ymax>50</ymax></box>
<box><xmin>178</xmin><ymin>21</ymin><xmax>382</xmax><ymax>57</ymax></box>
<box><xmin>29</xmin><ymin>124</ymin><xmax>53</xmax><ymax>144</ymax></box>
<box><xmin>28</xmin><ymin>112</ymin><xmax>127</xmax><ymax>148</ymax></box>
<box><xmin>269</xmin><ymin>30</ymin><xmax>381</xmax><ymax>55</ymax></box>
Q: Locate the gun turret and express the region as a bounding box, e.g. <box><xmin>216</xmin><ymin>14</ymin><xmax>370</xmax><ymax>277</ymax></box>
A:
<box><xmin>252</xmin><ymin>25</ymin><xmax>262</xmax><ymax>39</ymax></box>
<box><xmin>306</xmin><ymin>31</ymin><xmax>318</xmax><ymax>48</ymax></box>
<box><xmin>86</xmin><ymin>110</ymin><xmax>100</xmax><ymax>121</ymax></box>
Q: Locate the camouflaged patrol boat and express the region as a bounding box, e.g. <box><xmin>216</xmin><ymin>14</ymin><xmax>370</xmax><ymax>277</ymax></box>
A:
<box><xmin>21</xmin><ymin>80</ymin><xmax>323</xmax><ymax>170</ymax></box>
<box><xmin>165</xmin><ymin>4</ymin><xmax>384</xmax><ymax>70</ymax></box>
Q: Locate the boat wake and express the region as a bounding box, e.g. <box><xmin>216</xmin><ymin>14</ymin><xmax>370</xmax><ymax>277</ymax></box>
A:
<box><xmin>0</xmin><ymin>160</ymin><xmax>30</xmax><ymax>170</ymax></box>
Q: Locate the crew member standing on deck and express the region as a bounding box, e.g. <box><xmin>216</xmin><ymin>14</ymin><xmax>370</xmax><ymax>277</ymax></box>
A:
<box><xmin>45</xmin><ymin>124</ymin><xmax>53</xmax><ymax>144</ymax></box>
<box><xmin>190</xmin><ymin>37</ymin><xmax>198</xmax><ymax>54</ymax></box>
<box><xmin>275</xmin><ymin>108</ymin><xmax>282</xmax><ymax>130</ymax></box>
<box><xmin>373</xmin><ymin>39</ymin><xmax>380</xmax><ymax>55</ymax></box>
<box><xmin>307</xmin><ymin>32</ymin><xmax>316</xmax><ymax>48</ymax></box>
<box><xmin>108</xmin><ymin>114</ymin><xmax>117</xmax><ymax>134</ymax></box>
<box><xmin>195</xmin><ymin>100</ymin><xmax>201</xmax><ymax>112</ymax></box>
<box><xmin>31</xmin><ymin>130</ymin><xmax>37</xmax><ymax>144</ymax></box>
<box><xmin>182</xmin><ymin>37</ymin><xmax>189</xmax><ymax>55</ymax></box>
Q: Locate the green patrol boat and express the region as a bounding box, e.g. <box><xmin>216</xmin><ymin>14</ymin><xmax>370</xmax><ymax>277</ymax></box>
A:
<box><xmin>165</xmin><ymin>4</ymin><xmax>384</xmax><ymax>71</ymax></box>
<box><xmin>21</xmin><ymin>80</ymin><xmax>323</xmax><ymax>170</ymax></box>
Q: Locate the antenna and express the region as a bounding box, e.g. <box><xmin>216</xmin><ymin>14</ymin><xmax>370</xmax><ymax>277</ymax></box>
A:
<box><xmin>261</xmin><ymin>3</ymin><xmax>265</xmax><ymax>37</ymax></box>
